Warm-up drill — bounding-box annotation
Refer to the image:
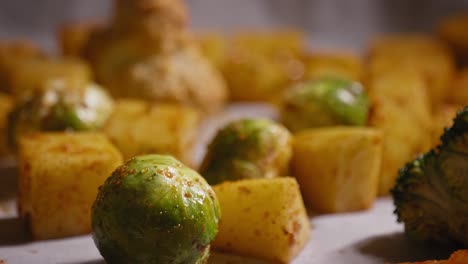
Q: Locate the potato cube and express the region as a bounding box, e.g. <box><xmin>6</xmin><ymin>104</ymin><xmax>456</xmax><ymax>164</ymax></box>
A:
<box><xmin>212</xmin><ymin>177</ymin><xmax>310</xmax><ymax>263</ymax></box>
<box><xmin>291</xmin><ymin>127</ymin><xmax>382</xmax><ymax>213</ymax></box>
<box><xmin>103</xmin><ymin>99</ymin><xmax>199</xmax><ymax>167</ymax></box>
<box><xmin>222</xmin><ymin>31</ymin><xmax>305</xmax><ymax>102</ymax></box>
<box><xmin>59</xmin><ymin>22</ymin><xmax>103</xmax><ymax>57</ymax></box>
<box><xmin>196</xmin><ymin>33</ymin><xmax>228</xmax><ymax>69</ymax></box>
<box><xmin>302</xmin><ymin>52</ymin><xmax>363</xmax><ymax>82</ymax></box>
<box><xmin>437</xmin><ymin>13</ymin><xmax>468</xmax><ymax>65</ymax></box>
<box><xmin>448</xmin><ymin>68</ymin><xmax>468</xmax><ymax>105</ymax></box>
<box><xmin>0</xmin><ymin>93</ymin><xmax>12</xmax><ymax>157</ymax></box>
<box><xmin>431</xmin><ymin>104</ymin><xmax>463</xmax><ymax>147</ymax></box>
<box><xmin>367</xmin><ymin>69</ymin><xmax>432</xmax><ymax>195</ymax></box>
<box><xmin>17</xmin><ymin>132</ymin><xmax>123</xmax><ymax>240</ymax></box>
<box><xmin>9</xmin><ymin>57</ymin><xmax>92</xmax><ymax>98</ymax></box>
<box><xmin>369</xmin><ymin>34</ymin><xmax>455</xmax><ymax>106</ymax></box>
<box><xmin>0</xmin><ymin>41</ymin><xmax>43</xmax><ymax>92</ymax></box>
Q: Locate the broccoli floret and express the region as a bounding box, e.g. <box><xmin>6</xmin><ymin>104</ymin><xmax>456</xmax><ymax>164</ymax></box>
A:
<box><xmin>391</xmin><ymin>106</ymin><xmax>468</xmax><ymax>247</ymax></box>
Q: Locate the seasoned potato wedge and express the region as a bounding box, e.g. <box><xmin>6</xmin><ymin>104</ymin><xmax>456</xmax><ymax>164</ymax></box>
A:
<box><xmin>212</xmin><ymin>177</ymin><xmax>310</xmax><ymax>263</ymax></box>
<box><xmin>367</xmin><ymin>69</ymin><xmax>432</xmax><ymax>195</ymax></box>
<box><xmin>9</xmin><ymin>57</ymin><xmax>92</xmax><ymax>98</ymax></box>
<box><xmin>103</xmin><ymin>99</ymin><xmax>199</xmax><ymax>167</ymax></box>
<box><xmin>368</xmin><ymin>35</ymin><xmax>455</xmax><ymax>106</ymax></box>
<box><xmin>291</xmin><ymin>127</ymin><xmax>382</xmax><ymax>213</ymax></box>
<box><xmin>302</xmin><ymin>52</ymin><xmax>363</xmax><ymax>82</ymax></box>
<box><xmin>17</xmin><ymin>132</ymin><xmax>123</xmax><ymax>240</ymax></box>
<box><xmin>0</xmin><ymin>93</ymin><xmax>12</xmax><ymax>157</ymax></box>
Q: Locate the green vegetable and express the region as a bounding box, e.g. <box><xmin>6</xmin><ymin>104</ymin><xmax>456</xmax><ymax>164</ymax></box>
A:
<box><xmin>280</xmin><ymin>76</ymin><xmax>369</xmax><ymax>132</ymax></box>
<box><xmin>92</xmin><ymin>154</ymin><xmax>220</xmax><ymax>264</ymax></box>
<box><xmin>8</xmin><ymin>80</ymin><xmax>113</xmax><ymax>148</ymax></box>
<box><xmin>200</xmin><ymin>118</ymin><xmax>292</xmax><ymax>185</ymax></box>
<box><xmin>391</xmin><ymin>106</ymin><xmax>468</xmax><ymax>247</ymax></box>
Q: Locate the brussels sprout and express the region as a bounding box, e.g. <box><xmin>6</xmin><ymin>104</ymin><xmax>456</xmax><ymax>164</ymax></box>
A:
<box><xmin>280</xmin><ymin>77</ymin><xmax>369</xmax><ymax>132</ymax></box>
<box><xmin>92</xmin><ymin>154</ymin><xmax>220</xmax><ymax>264</ymax></box>
<box><xmin>200</xmin><ymin>118</ymin><xmax>292</xmax><ymax>185</ymax></box>
<box><xmin>8</xmin><ymin>79</ymin><xmax>113</xmax><ymax>148</ymax></box>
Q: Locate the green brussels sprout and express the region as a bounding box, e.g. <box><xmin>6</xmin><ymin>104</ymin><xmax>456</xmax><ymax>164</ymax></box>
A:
<box><xmin>280</xmin><ymin>76</ymin><xmax>369</xmax><ymax>132</ymax></box>
<box><xmin>200</xmin><ymin>118</ymin><xmax>292</xmax><ymax>185</ymax></box>
<box><xmin>8</xmin><ymin>79</ymin><xmax>113</xmax><ymax>148</ymax></box>
<box><xmin>92</xmin><ymin>154</ymin><xmax>221</xmax><ymax>264</ymax></box>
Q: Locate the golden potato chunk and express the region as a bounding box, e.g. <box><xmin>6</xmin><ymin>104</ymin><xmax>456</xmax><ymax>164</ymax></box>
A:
<box><xmin>212</xmin><ymin>177</ymin><xmax>310</xmax><ymax>263</ymax></box>
<box><xmin>0</xmin><ymin>93</ymin><xmax>13</xmax><ymax>157</ymax></box>
<box><xmin>9</xmin><ymin>57</ymin><xmax>92</xmax><ymax>98</ymax></box>
<box><xmin>196</xmin><ymin>33</ymin><xmax>228</xmax><ymax>68</ymax></box>
<box><xmin>17</xmin><ymin>132</ymin><xmax>123</xmax><ymax>240</ymax></box>
<box><xmin>222</xmin><ymin>31</ymin><xmax>305</xmax><ymax>102</ymax></box>
<box><xmin>59</xmin><ymin>22</ymin><xmax>103</xmax><ymax>57</ymax></box>
<box><xmin>291</xmin><ymin>127</ymin><xmax>382</xmax><ymax>213</ymax></box>
<box><xmin>302</xmin><ymin>52</ymin><xmax>363</xmax><ymax>82</ymax></box>
<box><xmin>437</xmin><ymin>13</ymin><xmax>468</xmax><ymax>65</ymax></box>
<box><xmin>367</xmin><ymin>69</ymin><xmax>432</xmax><ymax>195</ymax></box>
<box><xmin>447</xmin><ymin>68</ymin><xmax>468</xmax><ymax>105</ymax></box>
<box><xmin>369</xmin><ymin>35</ymin><xmax>455</xmax><ymax>106</ymax></box>
<box><xmin>103</xmin><ymin>99</ymin><xmax>199</xmax><ymax>167</ymax></box>
<box><xmin>0</xmin><ymin>41</ymin><xmax>43</xmax><ymax>92</ymax></box>
<box><xmin>431</xmin><ymin>104</ymin><xmax>463</xmax><ymax>147</ymax></box>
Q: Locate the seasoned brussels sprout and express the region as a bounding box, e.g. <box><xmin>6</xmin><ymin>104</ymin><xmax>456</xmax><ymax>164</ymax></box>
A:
<box><xmin>200</xmin><ymin>118</ymin><xmax>292</xmax><ymax>185</ymax></box>
<box><xmin>8</xmin><ymin>80</ymin><xmax>113</xmax><ymax>148</ymax></box>
<box><xmin>92</xmin><ymin>154</ymin><xmax>220</xmax><ymax>264</ymax></box>
<box><xmin>280</xmin><ymin>77</ymin><xmax>369</xmax><ymax>132</ymax></box>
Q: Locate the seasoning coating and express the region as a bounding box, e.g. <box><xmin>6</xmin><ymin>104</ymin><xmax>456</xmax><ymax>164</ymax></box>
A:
<box><xmin>92</xmin><ymin>154</ymin><xmax>220</xmax><ymax>264</ymax></box>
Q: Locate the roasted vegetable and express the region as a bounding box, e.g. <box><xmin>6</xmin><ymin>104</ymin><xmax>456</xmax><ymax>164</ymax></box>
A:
<box><xmin>398</xmin><ymin>249</ymin><xmax>468</xmax><ymax>264</ymax></box>
<box><xmin>302</xmin><ymin>52</ymin><xmax>363</xmax><ymax>82</ymax></box>
<box><xmin>103</xmin><ymin>99</ymin><xmax>199</xmax><ymax>166</ymax></box>
<box><xmin>18</xmin><ymin>133</ymin><xmax>123</xmax><ymax>240</ymax></box>
<box><xmin>92</xmin><ymin>154</ymin><xmax>220</xmax><ymax>264</ymax></box>
<box><xmin>431</xmin><ymin>104</ymin><xmax>463</xmax><ymax>147</ymax></box>
<box><xmin>367</xmin><ymin>69</ymin><xmax>432</xmax><ymax>195</ymax></box>
<box><xmin>0</xmin><ymin>93</ymin><xmax>13</xmax><ymax>157</ymax></box>
<box><xmin>200</xmin><ymin>118</ymin><xmax>292</xmax><ymax>185</ymax></box>
<box><xmin>368</xmin><ymin>34</ymin><xmax>455</xmax><ymax>106</ymax></box>
<box><xmin>222</xmin><ymin>31</ymin><xmax>305</xmax><ymax>102</ymax></box>
<box><xmin>281</xmin><ymin>77</ymin><xmax>369</xmax><ymax>132</ymax></box>
<box><xmin>0</xmin><ymin>41</ymin><xmax>43</xmax><ymax>92</ymax></box>
<box><xmin>291</xmin><ymin>127</ymin><xmax>383</xmax><ymax>213</ymax></box>
<box><xmin>437</xmin><ymin>13</ymin><xmax>468</xmax><ymax>65</ymax></box>
<box><xmin>8</xmin><ymin>80</ymin><xmax>114</xmax><ymax>148</ymax></box>
<box><xmin>59</xmin><ymin>22</ymin><xmax>103</xmax><ymax>57</ymax></box>
<box><xmin>8</xmin><ymin>57</ymin><xmax>92</xmax><ymax>98</ymax></box>
<box><xmin>212</xmin><ymin>178</ymin><xmax>310</xmax><ymax>263</ymax></box>
<box><xmin>392</xmin><ymin>106</ymin><xmax>468</xmax><ymax>247</ymax></box>
<box><xmin>448</xmin><ymin>68</ymin><xmax>468</xmax><ymax>105</ymax></box>
<box><xmin>85</xmin><ymin>0</ymin><xmax>227</xmax><ymax>113</ymax></box>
